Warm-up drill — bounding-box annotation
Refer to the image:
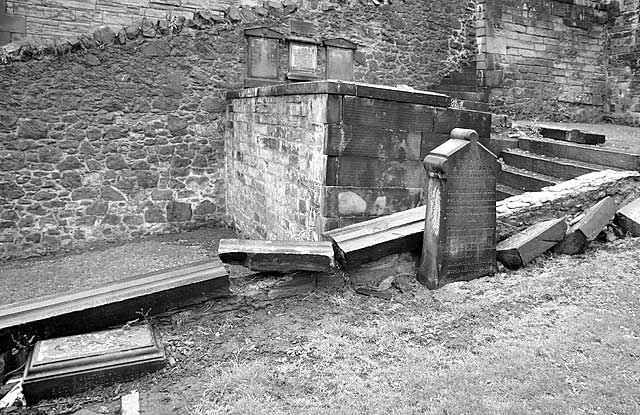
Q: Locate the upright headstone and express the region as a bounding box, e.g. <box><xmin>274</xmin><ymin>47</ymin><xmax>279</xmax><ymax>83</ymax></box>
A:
<box><xmin>417</xmin><ymin>128</ymin><xmax>501</xmax><ymax>289</ymax></box>
<box><xmin>323</xmin><ymin>38</ymin><xmax>357</xmax><ymax>81</ymax></box>
<box><xmin>244</xmin><ymin>27</ymin><xmax>284</xmax><ymax>87</ymax></box>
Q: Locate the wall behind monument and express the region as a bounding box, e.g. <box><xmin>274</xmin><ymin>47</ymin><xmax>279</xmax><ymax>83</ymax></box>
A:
<box><xmin>476</xmin><ymin>0</ymin><xmax>610</xmax><ymax>121</ymax></box>
<box><xmin>606</xmin><ymin>0</ymin><xmax>640</xmax><ymax>124</ymax></box>
<box><xmin>0</xmin><ymin>0</ymin><xmax>475</xmax><ymax>260</ymax></box>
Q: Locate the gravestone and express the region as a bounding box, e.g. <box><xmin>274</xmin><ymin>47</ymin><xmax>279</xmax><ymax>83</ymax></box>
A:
<box><xmin>22</xmin><ymin>324</ymin><xmax>165</xmax><ymax>404</ymax></box>
<box><xmin>417</xmin><ymin>128</ymin><xmax>501</xmax><ymax>289</ymax></box>
<box><xmin>324</xmin><ymin>38</ymin><xmax>357</xmax><ymax>81</ymax></box>
<box><xmin>244</xmin><ymin>27</ymin><xmax>283</xmax><ymax>87</ymax></box>
<box><xmin>287</xmin><ymin>37</ymin><xmax>320</xmax><ymax>81</ymax></box>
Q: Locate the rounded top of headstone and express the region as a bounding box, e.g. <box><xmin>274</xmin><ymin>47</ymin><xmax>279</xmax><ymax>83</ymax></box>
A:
<box><xmin>449</xmin><ymin>128</ymin><xmax>478</xmax><ymax>144</ymax></box>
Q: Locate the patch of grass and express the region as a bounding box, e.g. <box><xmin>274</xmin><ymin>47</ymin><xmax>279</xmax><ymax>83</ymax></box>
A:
<box><xmin>193</xmin><ymin>238</ymin><xmax>640</xmax><ymax>415</ymax></box>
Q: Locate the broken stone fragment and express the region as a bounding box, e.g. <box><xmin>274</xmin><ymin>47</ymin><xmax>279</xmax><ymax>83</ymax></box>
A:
<box><xmin>553</xmin><ymin>196</ymin><xmax>618</xmax><ymax>255</ymax></box>
<box><xmin>496</xmin><ymin>217</ymin><xmax>567</xmax><ymax>269</ymax></box>
<box><xmin>218</xmin><ymin>239</ymin><xmax>336</xmax><ymax>272</ymax></box>
<box><xmin>615</xmin><ymin>196</ymin><xmax>640</xmax><ymax>236</ymax></box>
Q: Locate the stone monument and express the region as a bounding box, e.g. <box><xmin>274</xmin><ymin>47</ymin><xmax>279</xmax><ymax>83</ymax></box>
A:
<box><xmin>244</xmin><ymin>27</ymin><xmax>284</xmax><ymax>87</ymax></box>
<box><xmin>417</xmin><ymin>128</ymin><xmax>501</xmax><ymax>289</ymax></box>
<box><xmin>323</xmin><ymin>38</ymin><xmax>357</xmax><ymax>81</ymax></box>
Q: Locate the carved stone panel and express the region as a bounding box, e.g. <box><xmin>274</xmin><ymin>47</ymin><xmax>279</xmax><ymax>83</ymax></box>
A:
<box><xmin>287</xmin><ymin>39</ymin><xmax>320</xmax><ymax>81</ymax></box>
<box><xmin>417</xmin><ymin>128</ymin><xmax>501</xmax><ymax>289</ymax></box>
<box><xmin>22</xmin><ymin>324</ymin><xmax>166</xmax><ymax>404</ymax></box>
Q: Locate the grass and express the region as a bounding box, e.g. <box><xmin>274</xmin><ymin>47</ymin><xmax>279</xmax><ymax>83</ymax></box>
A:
<box><xmin>192</xmin><ymin>238</ymin><xmax>640</xmax><ymax>415</ymax></box>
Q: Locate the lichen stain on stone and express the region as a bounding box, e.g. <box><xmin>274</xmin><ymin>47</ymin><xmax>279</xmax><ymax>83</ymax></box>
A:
<box><xmin>373</xmin><ymin>196</ymin><xmax>387</xmax><ymax>215</ymax></box>
<box><xmin>338</xmin><ymin>191</ymin><xmax>367</xmax><ymax>215</ymax></box>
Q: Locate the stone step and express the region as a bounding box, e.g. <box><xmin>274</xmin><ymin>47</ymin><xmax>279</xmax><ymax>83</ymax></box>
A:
<box><xmin>439</xmin><ymin>70</ymin><xmax>480</xmax><ymax>86</ymax></box>
<box><xmin>437</xmin><ymin>90</ymin><xmax>487</xmax><ymax>102</ymax></box>
<box><xmin>517</xmin><ymin>137</ymin><xmax>640</xmax><ymax>171</ymax></box>
<box><xmin>496</xmin><ymin>183</ymin><xmax>524</xmax><ymax>200</ymax></box>
<box><xmin>498</xmin><ymin>164</ymin><xmax>562</xmax><ymax>192</ymax></box>
<box><xmin>501</xmin><ymin>148</ymin><xmax>612</xmax><ymax>180</ymax></box>
<box><xmin>435</xmin><ymin>84</ymin><xmax>486</xmax><ymax>93</ymax></box>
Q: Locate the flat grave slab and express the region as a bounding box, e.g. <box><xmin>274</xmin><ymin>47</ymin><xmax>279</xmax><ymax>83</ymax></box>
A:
<box><xmin>0</xmin><ymin>259</ymin><xmax>229</xmax><ymax>340</ymax></box>
<box><xmin>540</xmin><ymin>127</ymin><xmax>605</xmax><ymax>145</ymax></box>
<box><xmin>323</xmin><ymin>205</ymin><xmax>425</xmax><ymax>270</ymax></box>
<box><xmin>217</xmin><ymin>239</ymin><xmax>336</xmax><ymax>272</ymax></box>
<box><xmin>22</xmin><ymin>324</ymin><xmax>165</xmax><ymax>404</ymax></box>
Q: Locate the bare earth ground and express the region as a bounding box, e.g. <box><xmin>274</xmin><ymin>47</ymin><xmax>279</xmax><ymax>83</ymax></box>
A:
<box><xmin>1</xmin><ymin>228</ymin><xmax>639</xmax><ymax>415</ymax></box>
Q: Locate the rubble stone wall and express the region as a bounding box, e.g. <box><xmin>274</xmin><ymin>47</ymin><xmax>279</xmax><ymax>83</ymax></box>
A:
<box><xmin>478</xmin><ymin>0</ymin><xmax>609</xmax><ymax>121</ymax></box>
<box><xmin>0</xmin><ymin>1</ymin><xmax>474</xmax><ymax>260</ymax></box>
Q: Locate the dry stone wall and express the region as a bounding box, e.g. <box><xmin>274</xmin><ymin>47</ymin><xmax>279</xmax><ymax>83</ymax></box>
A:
<box><xmin>0</xmin><ymin>0</ymin><xmax>473</xmax><ymax>260</ymax></box>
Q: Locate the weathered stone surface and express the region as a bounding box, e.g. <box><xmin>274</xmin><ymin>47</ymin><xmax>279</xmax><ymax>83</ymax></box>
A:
<box><xmin>57</xmin><ymin>156</ymin><xmax>83</xmax><ymax>171</ymax></box>
<box><xmin>142</xmin><ymin>40</ymin><xmax>170</xmax><ymax>57</ymax></box>
<box><xmin>167</xmin><ymin>116</ymin><xmax>188</xmax><ymax>136</ymax></box>
<box><xmin>136</xmin><ymin>171</ymin><xmax>160</xmax><ymax>188</ymax></box>
<box><xmin>144</xmin><ymin>207</ymin><xmax>165</xmax><ymax>223</ymax></box>
<box><xmin>615</xmin><ymin>196</ymin><xmax>640</xmax><ymax>236</ymax></box>
<box><xmin>418</xmin><ymin>129</ymin><xmax>500</xmax><ymax>289</ymax></box>
<box><xmin>105</xmin><ymin>154</ymin><xmax>129</xmax><ymax>170</ymax></box>
<box><xmin>166</xmin><ymin>201</ymin><xmax>192</xmax><ymax>222</ymax></box>
<box><xmin>71</xmin><ymin>188</ymin><xmax>98</xmax><ymax>201</ymax></box>
<box><xmin>141</xmin><ymin>19</ymin><xmax>157</xmax><ymax>38</ymax></box>
<box><xmin>553</xmin><ymin>196</ymin><xmax>618</xmax><ymax>255</ymax></box>
<box><xmin>101</xmin><ymin>186</ymin><xmax>126</xmax><ymax>201</ymax></box>
<box><xmin>86</xmin><ymin>202</ymin><xmax>109</xmax><ymax>216</ymax></box>
<box><xmin>93</xmin><ymin>26</ymin><xmax>116</xmax><ymax>45</ymax></box>
<box><xmin>496</xmin><ymin>217</ymin><xmax>567</xmax><ymax>269</ymax></box>
<box><xmin>201</xmin><ymin>96</ymin><xmax>226</xmax><ymax>112</ymax></box>
<box><xmin>194</xmin><ymin>200</ymin><xmax>215</xmax><ymax>215</ymax></box>
<box><xmin>218</xmin><ymin>239</ymin><xmax>336</xmax><ymax>272</ymax></box>
<box><xmin>0</xmin><ymin>150</ymin><xmax>25</xmax><ymax>171</ymax></box>
<box><xmin>17</xmin><ymin>119</ymin><xmax>49</xmax><ymax>140</ymax></box>
<box><xmin>151</xmin><ymin>97</ymin><xmax>179</xmax><ymax>111</ymax></box>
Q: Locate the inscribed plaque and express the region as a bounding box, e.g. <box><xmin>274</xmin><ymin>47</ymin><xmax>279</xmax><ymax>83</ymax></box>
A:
<box><xmin>289</xmin><ymin>42</ymin><xmax>317</xmax><ymax>73</ymax></box>
<box><xmin>417</xmin><ymin>128</ymin><xmax>501</xmax><ymax>289</ymax></box>
<box><xmin>23</xmin><ymin>324</ymin><xmax>165</xmax><ymax>404</ymax></box>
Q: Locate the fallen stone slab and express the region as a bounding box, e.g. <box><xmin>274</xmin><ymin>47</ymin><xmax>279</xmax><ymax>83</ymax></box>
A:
<box><xmin>553</xmin><ymin>196</ymin><xmax>618</xmax><ymax>255</ymax></box>
<box><xmin>323</xmin><ymin>206</ymin><xmax>425</xmax><ymax>270</ymax></box>
<box><xmin>0</xmin><ymin>259</ymin><xmax>229</xmax><ymax>343</ymax></box>
<box><xmin>496</xmin><ymin>217</ymin><xmax>567</xmax><ymax>269</ymax></box>
<box><xmin>615</xmin><ymin>196</ymin><xmax>640</xmax><ymax>236</ymax></box>
<box><xmin>217</xmin><ymin>239</ymin><xmax>336</xmax><ymax>272</ymax></box>
<box><xmin>22</xmin><ymin>324</ymin><xmax>165</xmax><ymax>404</ymax></box>
<box><xmin>540</xmin><ymin>127</ymin><xmax>605</xmax><ymax>145</ymax></box>
<box><xmin>497</xmin><ymin>170</ymin><xmax>640</xmax><ymax>240</ymax></box>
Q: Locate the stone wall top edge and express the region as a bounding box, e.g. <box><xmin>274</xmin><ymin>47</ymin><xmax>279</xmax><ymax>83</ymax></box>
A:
<box><xmin>226</xmin><ymin>81</ymin><xmax>452</xmax><ymax>107</ymax></box>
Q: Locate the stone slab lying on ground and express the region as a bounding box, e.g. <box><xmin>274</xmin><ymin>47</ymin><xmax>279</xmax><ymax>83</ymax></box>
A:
<box><xmin>22</xmin><ymin>324</ymin><xmax>165</xmax><ymax>405</ymax></box>
<box><xmin>496</xmin><ymin>217</ymin><xmax>567</xmax><ymax>269</ymax></box>
<box><xmin>324</xmin><ymin>171</ymin><xmax>639</xmax><ymax>271</ymax></box>
<box><xmin>217</xmin><ymin>239</ymin><xmax>336</xmax><ymax>272</ymax></box>
<box><xmin>323</xmin><ymin>206</ymin><xmax>425</xmax><ymax>270</ymax></box>
<box><xmin>0</xmin><ymin>259</ymin><xmax>229</xmax><ymax>343</ymax></box>
<box><xmin>497</xmin><ymin>170</ymin><xmax>640</xmax><ymax>240</ymax></box>
<box><xmin>553</xmin><ymin>196</ymin><xmax>618</xmax><ymax>255</ymax></box>
<box><xmin>540</xmin><ymin>127</ymin><xmax>605</xmax><ymax>145</ymax></box>
<box><xmin>615</xmin><ymin>196</ymin><xmax>640</xmax><ymax>236</ymax></box>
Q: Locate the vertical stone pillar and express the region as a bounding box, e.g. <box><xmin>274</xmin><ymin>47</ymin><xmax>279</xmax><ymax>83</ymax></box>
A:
<box><xmin>417</xmin><ymin>128</ymin><xmax>501</xmax><ymax>289</ymax></box>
